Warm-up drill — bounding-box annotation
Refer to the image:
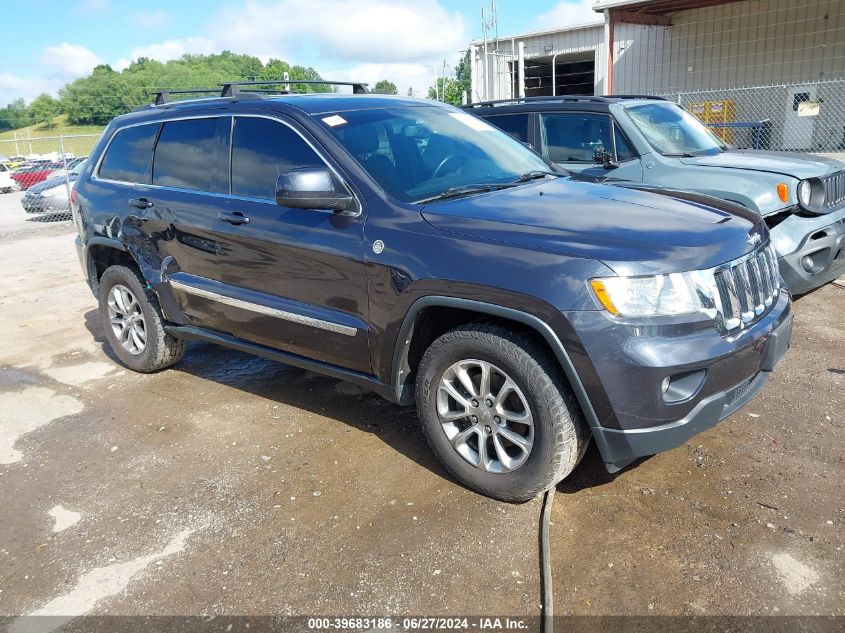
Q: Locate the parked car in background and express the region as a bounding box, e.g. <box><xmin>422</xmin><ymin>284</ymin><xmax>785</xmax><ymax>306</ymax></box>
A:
<box><xmin>0</xmin><ymin>162</ymin><xmax>17</xmax><ymax>193</ymax></box>
<box><xmin>467</xmin><ymin>95</ymin><xmax>845</xmax><ymax>294</ymax></box>
<box><xmin>71</xmin><ymin>85</ymin><xmax>792</xmax><ymax>501</ymax></box>
<box><xmin>22</xmin><ymin>159</ymin><xmax>87</xmax><ymax>217</ymax></box>
<box><xmin>47</xmin><ymin>156</ymin><xmax>88</xmax><ymax>180</ymax></box>
<box><xmin>11</xmin><ymin>161</ymin><xmax>62</xmax><ymax>190</ymax></box>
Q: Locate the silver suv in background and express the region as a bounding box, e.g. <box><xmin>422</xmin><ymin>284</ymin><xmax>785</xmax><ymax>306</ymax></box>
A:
<box><xmin>467</xmin><ymin>96</ymin><xmax>845</xmax><ymax>294</ymax></box>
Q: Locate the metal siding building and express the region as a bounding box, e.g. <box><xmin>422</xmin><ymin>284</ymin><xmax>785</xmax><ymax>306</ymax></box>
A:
<box><xmin>469</xmin><ymin>0</ymin><xmax>845</xmax><ymax>150</ymax></box>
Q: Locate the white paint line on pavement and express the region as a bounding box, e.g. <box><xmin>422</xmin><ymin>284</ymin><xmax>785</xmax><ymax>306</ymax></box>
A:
<box><xmin>0</xmin><ymin>387</ymin><xmax>84</xmax><ymax>464</ymax></box>
<box><xmin>769</xmin><ymin>552</ymin><xmax>820</xmax><ymax>596</ymax></box>
<box><xmin>47</xmin><ymin>505</ymin><xmax>81</xmax><ymax>533</ymax></box>
<box><xmin>9</xmin><ymin>528</ymin><xmax>197</xmax><ymax>633</ymax></box>
<box><xmin>42</xmin><ymin>361</ymin><xmax>119</xmax><ymax>387</ymax></box>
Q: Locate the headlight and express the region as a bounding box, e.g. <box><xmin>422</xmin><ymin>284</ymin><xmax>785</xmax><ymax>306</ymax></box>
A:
<box><xmin>591</xmin><ymin>273</ymin><xmax>700</xmax><ymax>317</ymax></box>
<box><xmin>797</xmin><ymin>178</ymin><xmax>825</xmax><ymax>211</ymax></box>
<box><xmin>797</xmin><ymin>180</ymin><xmax>812</xmax><ymax>208</ymax></box>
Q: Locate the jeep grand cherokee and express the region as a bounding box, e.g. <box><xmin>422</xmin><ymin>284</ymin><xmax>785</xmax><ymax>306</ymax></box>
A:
<box><xmin>71</xmin><ymin>82</ymin><xmax>793</xmax><ymax>501</ymax></box>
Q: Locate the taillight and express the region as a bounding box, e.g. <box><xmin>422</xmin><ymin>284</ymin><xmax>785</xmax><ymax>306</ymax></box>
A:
<box><xmin>70</xmin><ymin>188</ymin><xmax>78</xmax><ymax>205</ymax></box>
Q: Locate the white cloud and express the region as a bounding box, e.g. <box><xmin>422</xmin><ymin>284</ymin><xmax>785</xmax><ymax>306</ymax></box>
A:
<box><xmin>126</xmin><ymin>37</ymin><xmax>216</xmax><ymax>63</ymax></box>
<box><xmin>0</xmin><ymin>72</ymin><xmax>56</xmax><ymax>103</ymax></box>
<box><xmin>131</xmin><ymin>10</ymin><xmax>171</xmax><ymax>30</ymax></box>
<box><xmin>210</xmin><ymin>0</ymin><xmax>467</xmax><ymax>63</ymax></box>
<box><xmin>536</xmin><ymin>0</ymin><xmax>603</xmax><ymax>29</ymax></box>
<box><xmin>41</xmin><ymin>43</ymin><xmax>103</xmax><ymax>79</ymax></box>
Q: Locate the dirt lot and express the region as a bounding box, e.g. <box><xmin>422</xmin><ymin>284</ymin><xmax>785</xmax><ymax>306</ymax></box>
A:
<box><xmin>0</xmin><ymin>191</ymin><xmax>842</xmax><ymax>627</ymax></box>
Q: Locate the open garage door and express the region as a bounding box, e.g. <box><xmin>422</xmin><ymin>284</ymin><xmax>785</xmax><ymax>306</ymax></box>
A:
<box><xmin>517</xmin><ymin>51</ymin><xmax>596</xmax><ymax>97</ymax></box>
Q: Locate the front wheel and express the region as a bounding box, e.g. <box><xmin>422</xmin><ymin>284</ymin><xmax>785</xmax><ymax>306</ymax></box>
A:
<box><xmin>97</xmin><ymin>265</ymin><xmax>186</xmax><ymax>372</ymax></box>
<box><xmin>416</xmin><ymin>322</ymin><xmax>588</xmax><ymax>502</ymax></box>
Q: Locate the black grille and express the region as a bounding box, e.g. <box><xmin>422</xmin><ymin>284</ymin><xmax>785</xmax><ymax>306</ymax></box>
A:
<box><xmin>713</xmin><ymin>244</ymin><xmax>780</xmax><ymax>334</ymax></box>
<box><xmin>822</xmin><ymin>170</ymin><xmax>845</xmax><ymax>210</ymax></box>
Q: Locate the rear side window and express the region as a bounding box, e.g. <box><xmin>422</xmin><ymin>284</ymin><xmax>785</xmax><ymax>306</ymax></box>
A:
<box><xmin>485</xmin><ymin>113</ymin><xmax>530</xmax><ymax>143</ymax></box>
<box><xmin>98</xmin><ymin>124</ymin><xmax>159</xmax><ymax>183</ymax></box>
<box><xmin>231</xmin><ymin>117</ymin><xmax>325</xmax><ymax>200</ymax></box>
<box><xmin>153</xmin><ymin>118</ymin><xmax>218</xmax><ymax>191</ymax></box>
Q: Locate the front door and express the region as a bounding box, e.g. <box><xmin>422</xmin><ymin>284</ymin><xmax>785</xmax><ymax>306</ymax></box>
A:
<box><xmin>212</xmin><ymin>114</ymin><xmax>370</xmax><ymax>373</ymax></box>
<box><xmin>538</xmin><ymin>112</ymin><xmax>643</xmax><ymax>181</ymax></box>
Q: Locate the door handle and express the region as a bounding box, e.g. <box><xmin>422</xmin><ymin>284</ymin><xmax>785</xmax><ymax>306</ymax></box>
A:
<box><xmin>218</xmin><ymin>211</ymin><xmax>250</xmax><ymax>225</ymax></box>
<box><xmin>129</xmin><ymin>197</ymin><xmax>154</xmax><ymax>209</ymax></box>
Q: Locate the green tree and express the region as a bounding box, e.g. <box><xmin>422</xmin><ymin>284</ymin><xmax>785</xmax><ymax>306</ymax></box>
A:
<box><xmin>373</xmin><ymin>79</ymin><xmax>398</xmax><ymax>95</ymax></box>
<box><xmin>28</xmin><ymin>93</ymin><xmax>61</xmax><ymax>128</ymax></box>
<box><xmin>427</xmin><ymin>52</ymin><xmax>471</xmax><ymax>106</ymax></box>
<box><xmin>0</xmin><ymin>99</ymin><xmax>30</xmax><ymax>131</ymax></box>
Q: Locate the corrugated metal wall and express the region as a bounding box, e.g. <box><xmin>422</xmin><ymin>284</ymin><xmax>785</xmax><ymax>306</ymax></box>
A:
<box><xmin>612</xmin><ymin>0</ymin><xmax>845</xmax><ymax>94</ymax></box>
<box><xmin>472</xmin><ymin>23</ymin><xmax>605</xmax><ymax>101</ymax></box>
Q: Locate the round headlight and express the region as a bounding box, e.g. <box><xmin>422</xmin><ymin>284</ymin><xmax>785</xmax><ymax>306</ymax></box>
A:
<box><xmin>797</xmin><ymin>180</ymin><xmax>812</xmax><ymax>208</ymax></box>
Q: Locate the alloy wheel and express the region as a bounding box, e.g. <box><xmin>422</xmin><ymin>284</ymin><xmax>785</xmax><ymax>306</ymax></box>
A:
<box><xmin>436</xmin><ymin>359</ymin><xmax>534</xmax><ymax>473</ymax></box>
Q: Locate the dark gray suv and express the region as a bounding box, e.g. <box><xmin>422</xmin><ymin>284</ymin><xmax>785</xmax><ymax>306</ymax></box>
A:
<box><xmin>71</xmin><ymin>82</ymin><xmax>793</xmax><ymax>501</ymax></box>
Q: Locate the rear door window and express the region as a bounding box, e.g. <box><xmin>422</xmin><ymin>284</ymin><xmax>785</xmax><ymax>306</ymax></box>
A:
<box><xmin>153</xmin><ymin>118</ymin><xmax>218</xmax><ymax>191</ymax></box>
<box><xmin>485</xmin><ymin>113</ymin><xmax>530</xmax><ymax>143</ymax></box>
<box><xmin>98</xmin><ymin>123</ymin><xmax>159</xmax><ymax>183</ymax></box>
<box><xmin>230</xmin><ymin>117</ymin><xmax>325</xmax><ymax>200</ymax></box>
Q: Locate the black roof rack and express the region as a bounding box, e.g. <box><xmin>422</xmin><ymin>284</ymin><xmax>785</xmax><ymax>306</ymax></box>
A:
<box><xmin>220</xmin><ymin>80</ymin><xmax>370</xmax><ymax>96</ymax></box>
<box><xmin>149</xmin><ymin>79</ymin><xmax>370</xmax><ymax>107</ymax></box>
<box><xmin>463</xmin><ymin>94</ymin><xmax>668</xmax><ymax>108</ymax></box>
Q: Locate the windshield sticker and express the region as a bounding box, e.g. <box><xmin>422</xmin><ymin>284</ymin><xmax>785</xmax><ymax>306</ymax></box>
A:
<box><xmin>322</xmin><ymin>115</ymin><xmax>348</xmax><ymax>127</ymax></box>
<box><xmin>448</xmin><ymin>111</ymin><xmax>492</xmax><ymax>131</ymax></box>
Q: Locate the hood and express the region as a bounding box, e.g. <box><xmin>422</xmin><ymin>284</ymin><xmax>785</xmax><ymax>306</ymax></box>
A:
<box><xmin>421</xmin><ymin>178</ymin><xmax>767</xmax><ymax>276</ymax></box>
<box><xmin>26</xmin><ymin>174</ymin><xmax>78</xmax><ymax>194</ymax></box>
<box><xmin>679</xmin><ymin>149</ymin><xmax>845</xmax><ymax>180</ymax></box>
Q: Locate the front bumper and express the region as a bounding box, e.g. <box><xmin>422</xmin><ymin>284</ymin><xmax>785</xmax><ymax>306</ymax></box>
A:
<box><xmin>565</xmin><ymin>287</ymin><xmax>792</xmax><ymax>472</ymax></box>
<box><xmin>777</xmin><ymin>214</ymin><xmax>845</xmax><ymax>294</ymax></box>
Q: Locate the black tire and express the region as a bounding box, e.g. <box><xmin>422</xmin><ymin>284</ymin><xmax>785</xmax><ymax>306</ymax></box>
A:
<box><xmin>98</xmin><ymin>265</ymin><xmax>186</xmax><ymax>372</ymax></box>
<box><xmin>416</xmin><ymin>322</ymin><xmax>588</xmax><ymax>502</ymax></box>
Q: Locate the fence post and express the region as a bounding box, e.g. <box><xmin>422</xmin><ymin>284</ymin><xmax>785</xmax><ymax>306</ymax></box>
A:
<box><xmin>59</xmin><ymin>135</ymin><xmax>72</xmax><ymax>213</ymax></box>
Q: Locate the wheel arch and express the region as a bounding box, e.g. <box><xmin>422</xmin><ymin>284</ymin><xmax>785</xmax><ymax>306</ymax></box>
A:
<box><xmin>391</xmin><ymin>296</ymin><xmax>602</xmax><ymax>432</ymax></box>
<box><xmin>85</xmin><ymin>238</ymin><xmax>138</xmax><ymax>295</ymax></box>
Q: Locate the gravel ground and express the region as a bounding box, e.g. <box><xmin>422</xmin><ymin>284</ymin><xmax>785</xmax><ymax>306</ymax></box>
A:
<box><xmin>0</xmin><ymin>190</ymin><xmax>842</xmax><ymax>628</ymax></box>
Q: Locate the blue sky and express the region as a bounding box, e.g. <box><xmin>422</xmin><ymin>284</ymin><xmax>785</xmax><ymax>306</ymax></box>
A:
<box><xmin>0</xmin><ymin>0</ymin><xmax>601</xmax><ymax>106</ymax></box>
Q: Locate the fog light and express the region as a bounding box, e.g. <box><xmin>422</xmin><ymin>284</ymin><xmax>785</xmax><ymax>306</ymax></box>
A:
<box><xmin>801</xmin><ymin>255</ymin><xmax>815</xmax><ymax>272</ymax></box>
<box><xmin>661</xmin><ymin>369</ymin><xmax>707</xmax><ymax>404</ymax></box>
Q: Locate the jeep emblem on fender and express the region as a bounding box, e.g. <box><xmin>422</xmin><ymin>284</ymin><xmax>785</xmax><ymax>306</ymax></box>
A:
<box><xmin>372</xmin><ymin>240</ymin><xmax>385</xmax><ymax>254</ymax></box>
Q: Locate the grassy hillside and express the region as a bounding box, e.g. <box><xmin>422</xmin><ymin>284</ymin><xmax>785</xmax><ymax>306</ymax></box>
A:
<box><xmin>0</xmin><ymin>115</ymin><xmax>104</xmax><ymax>158</ymax></box>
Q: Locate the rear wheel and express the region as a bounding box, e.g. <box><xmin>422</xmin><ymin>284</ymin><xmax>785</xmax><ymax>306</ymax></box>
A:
<box><xmin>416</xmin><ymin>322</ymin><xmax>588</xmax><ymax>502</ymax></box>
<box><xmin>98</xmin><ymin>265</ymin><xmax>186</xmax><ymax>372</ymax></box>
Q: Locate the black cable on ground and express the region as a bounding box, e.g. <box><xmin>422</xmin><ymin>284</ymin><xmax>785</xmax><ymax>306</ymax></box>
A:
<box><xmin>539</xmin><ymin>488</ymin><xmax>554</xmax><ymax>633</ymax></box>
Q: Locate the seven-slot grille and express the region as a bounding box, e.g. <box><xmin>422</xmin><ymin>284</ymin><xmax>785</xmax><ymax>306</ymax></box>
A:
<box><xmin>822</xmin><ymin>170</ymin><xmax>845</xmax><ymax>210</ymax></box>
<box><xmin>713</xmin><ymin>243</ymin><xmax>780</xmax><ymax>334</ymax></box>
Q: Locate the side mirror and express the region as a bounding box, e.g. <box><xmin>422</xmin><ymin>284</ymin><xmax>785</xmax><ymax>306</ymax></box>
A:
<box><xmin>593</xmin><ymin>146</ymin><xmax>618</xmax><ymax>169</ymax></box>
<box><xmin>275</xmin><ymin>167</ymin><xmax>354</xmax><ymax>213</ymax></box>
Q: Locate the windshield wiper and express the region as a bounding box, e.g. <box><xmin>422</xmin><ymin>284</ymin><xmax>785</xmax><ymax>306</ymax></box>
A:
<box><xmin>662</xmin><ymin>151</ymin><xmax>699</xmax><ymax>158</ymax></box>
<box><xmin>514</xmin><ymin>170</ymin><xmax>564</xmax><ymax>183</ymax></box>
<box><xmin>414</xmin><ymin>183</ymin><xmax>518</xmax><ymax>204</ymax></box>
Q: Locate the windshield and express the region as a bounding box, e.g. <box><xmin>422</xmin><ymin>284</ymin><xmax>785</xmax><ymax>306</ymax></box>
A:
<box><xmin>320</xmin><ymin>106</ymin><xmax>552</xmax><ymax>203</ymax></box>
<box><xmin>626</xmin><ymin>102</ymin><xmax>724</xmax><ymax>156</ymax></box>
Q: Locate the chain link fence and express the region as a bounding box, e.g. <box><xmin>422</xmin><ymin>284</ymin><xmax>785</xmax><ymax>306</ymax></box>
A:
<box><xmin>0</xmin><ymin>133</ymin><xmax>101</xmax><ymax>221</ymax></box>
<box><xmin>659</xmin><ymin>79</ymin><xmax>845</xmax><ymax>157</ymax></box>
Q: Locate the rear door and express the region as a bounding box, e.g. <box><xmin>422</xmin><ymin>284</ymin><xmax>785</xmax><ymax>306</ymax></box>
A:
<box><xmin>208</xmin><ymin>114</ymin><xmax>370</xmax><ymax>373</ymax></box>
<box><xmin>538</xmin><ymin>111</ymin><xmax>643</xmax><ymax>181</ymax></box>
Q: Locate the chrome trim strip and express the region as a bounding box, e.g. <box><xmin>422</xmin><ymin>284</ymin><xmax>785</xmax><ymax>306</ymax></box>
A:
<box><xmin>169</xmin><ymin>279</ymin><xmax>358</xmax><ymax>337</ymax></box>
